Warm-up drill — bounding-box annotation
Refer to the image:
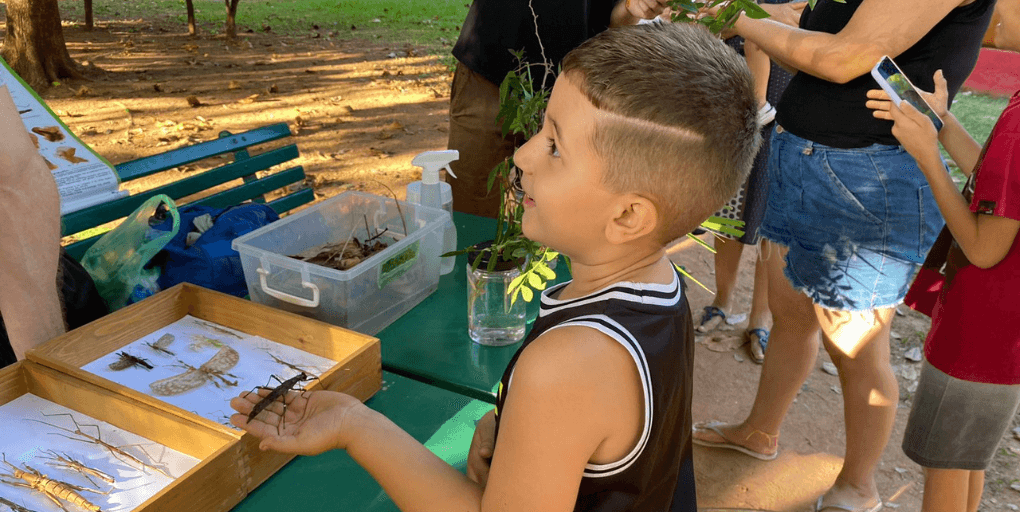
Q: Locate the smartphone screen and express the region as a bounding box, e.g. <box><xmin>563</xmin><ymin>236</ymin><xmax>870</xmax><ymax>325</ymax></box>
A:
<box><xmin>871</xmin><ymin>57</ymin><xmax>944</xmax><ymax>131</ymax></box>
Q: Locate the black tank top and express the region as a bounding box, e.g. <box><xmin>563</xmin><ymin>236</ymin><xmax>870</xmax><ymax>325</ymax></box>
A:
<box><xmin>493</xmin><ymin>267</ymin><xmax>697</xmax><ymax>512</ymax></box>
<box><xmin>776</xmin><ymin>0</ymin><xmax>996</xmax><ymax>148</ymax></box>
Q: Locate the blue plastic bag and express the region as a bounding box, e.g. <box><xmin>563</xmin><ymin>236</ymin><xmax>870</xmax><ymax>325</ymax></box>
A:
<box><xmin>154</xmin><ymin>203</ymin><xmax>279</xmax><ymax>297</ymax></box>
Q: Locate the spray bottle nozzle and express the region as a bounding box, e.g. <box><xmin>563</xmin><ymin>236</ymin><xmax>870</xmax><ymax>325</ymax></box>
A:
<box><xmin>412</xmin><ymin>150</ymin><xmax>460</xmax><ymax>185</ymax></box>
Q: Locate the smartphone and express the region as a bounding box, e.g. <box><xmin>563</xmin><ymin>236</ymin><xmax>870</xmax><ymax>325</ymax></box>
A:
<box><xmin>871</xmin><ymin>56</ymin><xmax>944</xmax><ymax>131</ymax></box>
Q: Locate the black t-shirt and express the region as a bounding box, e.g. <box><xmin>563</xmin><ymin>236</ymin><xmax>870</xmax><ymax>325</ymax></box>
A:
<box><xmin>493</xmin><ymin>267</ymin><xmax>696</xmax><ymax>512</ymax></box>
<box><xmin>776</xmin><ymin>0</ymin><xmax>996</xmax><ymax>148</ymax></box>
<box><xmin>452</xmin><ymin>0</ymin><xmax>620</xmax><ymax>86</ymax></box>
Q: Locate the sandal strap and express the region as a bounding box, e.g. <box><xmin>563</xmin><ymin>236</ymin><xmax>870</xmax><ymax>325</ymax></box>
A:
<box><xmin>698</xmin><ymin>306</ymin><xmax>726</xmax><ymax>326</ymax></box>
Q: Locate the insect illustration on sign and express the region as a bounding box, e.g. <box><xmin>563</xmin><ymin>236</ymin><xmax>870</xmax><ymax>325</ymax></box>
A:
<box><xmin>149</xmin><ymin>346</ymin><xmax>240</xmax><ymax>396</ymax></box>
<box><xmin>28</xmin><ymin>413</ymin><xmax>172</xmax><ymax>479</ymax></box>
<box><xmin>0</xmin><ymin>453</ymin><xmax>104</xmax><ymax>512</ymax></box>
<box><xmin>245</xmin><ymin>372</ymin><xmax>318</xmax><ymax>434</ymax></box>
<box><xmin>107</xmin><ymin>352</ymin><xmax>153</xmax><ymax>371</ymax></box>
<box><xmin>144</xmin><ymin>334</ymin><xmax>175</xmax><ymax>356</ymax></box>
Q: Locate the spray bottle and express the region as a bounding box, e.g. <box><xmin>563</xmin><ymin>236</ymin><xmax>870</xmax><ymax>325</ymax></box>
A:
<box><xmin>406</xmin><ymin>150</ymin><xmax>459</xmax><ymax>275</ymax></box>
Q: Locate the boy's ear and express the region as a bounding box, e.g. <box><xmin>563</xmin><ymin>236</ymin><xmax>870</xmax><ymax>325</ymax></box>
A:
<box><xmin>605</xmin><ymin>194</ymin><xmax>659</xmax><ymax>245</ymax></box>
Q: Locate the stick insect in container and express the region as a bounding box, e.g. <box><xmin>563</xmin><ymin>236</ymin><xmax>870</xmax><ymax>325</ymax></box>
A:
<box><xmin>149</xmin><ymin>345</ymin><xmax>240</xmax><ymax>396</ymax></box>
<box><xmin>28</xmin><ymin>414</ymin><xmax>172</xmax><ymax>479</ymax></box>
<box><xmin>39</xmin><ymin>451</ymin><xmax>114</xmax><ymax>489</ymax></box>
<box><xmin>0</xmin><ymin>495</ymin><xmax>39</xmax><ymax>512</ymax></box>
<box><xmin>245</xmin><ymin>372</ymin><xmax>318</xmax><ymax>434</ymax></box>
<box><xmin>0</xmin><ymin>454</ymin><xmax>103</xmax><ymax>512</ymax></box>
<box><xmin>107</xmin><ymin>352</ymin><xmax>153</xmax><ymax>371</ymax></box>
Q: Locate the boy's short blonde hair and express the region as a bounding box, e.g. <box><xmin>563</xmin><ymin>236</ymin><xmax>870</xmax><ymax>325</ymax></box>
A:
<box><xmin>561</xmin><ymin>22</ymin><xmax>760</xmax><ymax>242</ymax></box>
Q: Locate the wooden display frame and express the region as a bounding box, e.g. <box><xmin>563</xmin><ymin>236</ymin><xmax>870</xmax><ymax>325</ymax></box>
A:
<box><xmin>0</xmin><ymin>360</ymin><xmax>245</xmax><ymax>512</ymax></box>
<box><xmin>27</xmin><ymin>283</ymin><xmax>382</xmax><ymax>498</ymax></box>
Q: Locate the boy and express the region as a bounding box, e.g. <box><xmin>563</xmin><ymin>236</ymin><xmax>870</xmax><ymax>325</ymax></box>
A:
<box><xmin>231</xmin><ymin>22</ymin><xmax>760</xmax><ymax>511</ymax></box>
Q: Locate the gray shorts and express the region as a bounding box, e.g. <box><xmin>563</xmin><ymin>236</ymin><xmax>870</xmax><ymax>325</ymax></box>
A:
<box><xmin>902</xmin><ymin>361</ymin><xmax>1020</xmax><ymax>470</ymax></box>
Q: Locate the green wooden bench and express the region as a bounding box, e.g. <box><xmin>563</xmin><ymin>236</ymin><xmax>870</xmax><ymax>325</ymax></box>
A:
<box><xmin>61</xmin><ymin>122</ymin><xmax>313</xmax><ymax>261</ymax></box>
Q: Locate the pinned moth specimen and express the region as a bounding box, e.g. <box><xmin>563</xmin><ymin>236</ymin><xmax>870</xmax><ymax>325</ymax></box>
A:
<box><xmin>0</xmin><ymin>495</ymin><xmax>38</xmax><ymax>512</ymax></box>
<box><xmin>192</xmin><ymin>319</ymin><xmax>244</xmax><ymax>340</ymax></box>
<box><xmin>0</xmin><ymin>454</ymin><xmax>103</xmax><ymax>512</ymax></box>
<box><xmin>187</xmin><ymin>335</ymin><xmax>224</xmax><ymax>351</ymax></box>
<box><xmin>107</xmin><ymin>352</ymin><xmax>153</xmax><ymax>371</ymax></box>
<box><xmin>149</xmin><ymin>346</ymin><xmax>240</xmax><ymax>396</ymax></box>
<box><xmin>245</xmin><ymin>372</ymin><xmax>317</xmax><ymax>434</ymax></box>
<box><xmin>40</xmin><ymin>451</ymin><xmax>114</xmax><ymax>488</ymax></box>
<box><xmin>144</xmin><ymin>334</ymin><xmax>176</xmax><ymax>356</ymax></box>
<box><xmin>30</xmin><ymin>413</ymin><xmax>171</xmax><ymax>479</ymax></box>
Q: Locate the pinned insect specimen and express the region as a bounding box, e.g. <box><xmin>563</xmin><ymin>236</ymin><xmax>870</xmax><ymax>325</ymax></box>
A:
<box><xmin>0</xmin><ymin>495</ymin><xmax>38</xmax><ymax>512</ymax></box>
<box><xmin>40</xmin><ymin>451</ymin><xmax>114</xmax><ymax>489</ymax></box>
<box><xmin>107</xmin><ymin>352</ymin><xmax>153</xmax><ymax>371</ymax></box>
<box><xmin>187</xmin><ymin>334</ymin><xmax>224</xmax><ymax>351</ymax></box>
<box><xmin>0</xmin><ymin>454</ymin><xmax>102</xmax><ymax>512</ymax></box>
<box><xmin>144</xmin><ymin>334</ymin><xmax>175</xmax><ymax>356</ymax></box>
<box><xmin>29</xmin><ymin>413</ymin><xmax>172</xmax><ymax>479</ymax></box>
<box><xmin>246</xmin><ymin>372</ymin><xmax>317</xmax><ymax>434</ymax></box>
<box><xmin>149</xmin><ymin>346</ymin><xmax>240</xmax><ymax>396</ymax></box>
<box><xmin>192</xmin><ymin>319</ymin><xmax>244</xmax><ymax>340</ymax></box>
<box><xmin>262</xmin><ymin>350</ymin><xmax>320</xmax><ymax>378</ymax></box>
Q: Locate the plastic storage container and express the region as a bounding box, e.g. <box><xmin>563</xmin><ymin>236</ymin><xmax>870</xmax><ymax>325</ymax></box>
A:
<box><xmin>232</xmin><ymin>191</ymin><xmax>450</xmax><ymax>335</ymax></box>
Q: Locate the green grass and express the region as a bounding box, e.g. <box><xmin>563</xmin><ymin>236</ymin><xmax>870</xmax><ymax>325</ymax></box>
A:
<box><xmin>57</xmin><ymin>0</ymin><xmax>469</xmax><ymax>55</ymax></box>
<box><xmin>944</xmin><ymin>91</ymin><xmax>1009</xmax><ymax>183</ymax></box>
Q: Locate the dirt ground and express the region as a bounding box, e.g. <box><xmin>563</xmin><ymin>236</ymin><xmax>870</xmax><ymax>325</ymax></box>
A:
<box><xmin>10</xmin><ymin>19</ymin><xmax>1020</xmax><ymax>512</ymax></box>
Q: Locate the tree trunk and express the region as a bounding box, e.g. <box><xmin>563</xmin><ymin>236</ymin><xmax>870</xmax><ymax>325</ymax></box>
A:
<box><xmin>1</xmin><ymin>0</ymin><xmax>84</xmax><ymax>91</ymax></box>
<box><xmin>224</xmin><ymin>0</ymin><xmax>241</xmax><ymax>39</ymax></box>
<box><xmin>186</xmin><ymin>0</ymin><xmax>198</xmax><ymax>36</ymax></box>
<box><xmin>84</xmin><ymin>0</ymin><xmax>93</xmax><ymax>31</ymax></box>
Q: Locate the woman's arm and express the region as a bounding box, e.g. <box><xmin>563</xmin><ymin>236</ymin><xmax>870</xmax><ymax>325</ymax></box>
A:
<box><xmin>732</xmin><ymin>0</ymin><xmax>974</xmax><ymax>84</ymax></box>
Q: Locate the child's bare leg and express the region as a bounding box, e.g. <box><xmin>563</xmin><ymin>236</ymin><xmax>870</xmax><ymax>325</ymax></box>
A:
<box><xmin>0</xmin><ymin>87</ymin><xmax>65</xmax><ymax>357</ymax></box>
<box><xmin>694</xmin><ymin>241</ymin><xmax>819</xmax><ymax>455</ymax></box>
<box><xmin>816</xmin><ymin>307</ymin><xmax>896</xmax><ymax>509</ymax></box>
<box><xmin>745</xmin><ymin>40</ymin><xmax>771</xmax><ymax>109</ymax></box>
<box><xmin>920</xmin><ymin>468</ymin><xmax>975</xmax><ymax>512</ymax></box>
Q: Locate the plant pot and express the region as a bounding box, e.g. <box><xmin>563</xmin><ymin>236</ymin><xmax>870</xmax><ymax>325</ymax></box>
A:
<box><xmin>466</xmin><ymin>242</ymin><xmax>527</xmax><ymax>346</ymax></box>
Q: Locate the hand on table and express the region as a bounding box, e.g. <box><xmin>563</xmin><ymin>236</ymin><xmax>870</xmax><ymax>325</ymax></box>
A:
<box><xmin>230</xmin><ymin>388</ymin><xmax>367</xmax><ymax>455</ymax></box>
<box><xmin>466</xmin><ymin>409</ymin><xmax>496</xmax><ymax>487</ymax></box>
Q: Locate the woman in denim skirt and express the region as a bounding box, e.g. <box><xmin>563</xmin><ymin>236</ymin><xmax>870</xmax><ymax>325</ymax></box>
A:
<box><xmin>689</xmin><ymin>0</ymin><xmax>997</xmax><ymax>511</ymax></box>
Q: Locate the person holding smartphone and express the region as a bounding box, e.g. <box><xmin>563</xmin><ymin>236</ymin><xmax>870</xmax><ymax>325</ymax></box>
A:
<box><xmin>867</xmin><ymin>73</ymin><xmax>1020</xmax><ymax>512</ymax></box>
<box><xmin>687</xmin><ymin>1</ymin><xmax>996</xmax><ymax>511</ymax></box>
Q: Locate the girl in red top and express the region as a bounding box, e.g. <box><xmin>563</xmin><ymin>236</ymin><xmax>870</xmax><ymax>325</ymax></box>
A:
<box><xmin>868</xmin><ymin>77</ymin><xmax>1020</xmax><ymax>512</ymax></box>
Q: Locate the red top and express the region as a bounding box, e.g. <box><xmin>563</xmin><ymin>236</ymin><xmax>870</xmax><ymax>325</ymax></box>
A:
<box><xmin>924</xmin><ymin>91</ymin><xmax>1020</xmax><ymax>384</ymax></box>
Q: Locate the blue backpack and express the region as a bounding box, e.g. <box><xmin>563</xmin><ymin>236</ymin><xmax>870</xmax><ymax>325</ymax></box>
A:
<box><xmin>154</xmin><ymin>203</ymin><xmax>279</xmax><ymax>297</ymax></box>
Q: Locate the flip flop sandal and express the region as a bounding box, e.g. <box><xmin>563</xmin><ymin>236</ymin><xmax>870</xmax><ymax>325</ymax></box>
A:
<box><xmin>692</xmin><ymin>421</ymin><xmax>778</xmax><ymax>461</ymax></box>
<box><xmin>696</xmin><ymin>306</ymin><xmax>727</xmax><ymax>333</ymax></box>
<box><xmin>815</xmin><ymin>495</ymin><xmax>883</xmax><ymax>512</ymax></box>
<box><xmin>746</xmin><ymin>328</ymin><xmax>769</xmax><ymax>364</ymax></box>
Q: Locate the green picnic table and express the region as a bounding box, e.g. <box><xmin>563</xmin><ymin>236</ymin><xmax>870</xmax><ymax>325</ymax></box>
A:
<box><xmin>231</xmin><ymin>371</ymin><xmax>491</xmax><ymax>512</ymax></box>
<box><xmin>377</xmin><ymin>211</ymin><xmax>569</xmax><ymax>404</ymax></box>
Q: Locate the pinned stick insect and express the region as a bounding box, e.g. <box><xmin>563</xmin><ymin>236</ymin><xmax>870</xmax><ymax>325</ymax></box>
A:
<box><xmin>262</xmin><ymin>350</ymin><xmax>321</xmax><ymax>378</ymax></box>
<box><xmin>245</xmin><ymin>372</ymin><xmax>318</xmax><ymax>434</ymax></box>
<box><xmin>144</xmin><ymin>334</ymin><xmax>175</xmax><ymax>356</ymax></box>
<box><xmin>29</xmin><ymin>413</ymin><xmax>172</xmax><ymax>479</ymax></box>
<box><xmin>39</xmin><ymin>451</ymin><xmax>114</xmax><ymax>489</ymax></box>
<box><xmin>0</xmin><ymin>454</ymin><xmax>103</xmax><ymax>512</ymax></box>
<box><xmin>0</xmin><ymin>495</ymin><xmax>39</xmax><ymax>512</ymax></box>
<box><xmin>149</xmin><ymin>346</ymin><xmax>240</xmax><ymax>396</ymax></box>
<box><xmin>107</xmin><ymin>352</ymin><xmax>153</xmax><ymax>371</ymax></box>
<box><xmin>192</xmin><ymin>319</ymin><xmax>244</xmax><ymax>340</ymax></box>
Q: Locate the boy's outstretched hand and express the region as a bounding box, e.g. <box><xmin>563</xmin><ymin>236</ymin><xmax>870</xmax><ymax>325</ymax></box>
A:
<box><xmin>230</xmin><ymin>388</ymin><xmax>366</xmax><ymax>455</ymax></box>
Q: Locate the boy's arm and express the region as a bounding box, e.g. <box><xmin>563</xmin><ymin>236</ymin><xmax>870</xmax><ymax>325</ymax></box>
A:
<box><xmin>887</xmin><ymin>99</ymin><xmax>1019</xmax><ymax>268</ymax></box>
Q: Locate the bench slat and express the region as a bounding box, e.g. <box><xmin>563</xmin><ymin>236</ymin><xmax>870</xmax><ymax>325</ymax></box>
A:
<box><xmin>266</xmin><ymin>188</ymin><xmax>315</xmax><ymax>215</ymax></box>
<box><xmin>62</xmin><ymin>145</ymin><xmax>299</xmax><ymax>236</ymax></box>
<box><xmin>114</xmin><ymin>123</ymin><xmax>293</xmax><ymax>181</ymax></box>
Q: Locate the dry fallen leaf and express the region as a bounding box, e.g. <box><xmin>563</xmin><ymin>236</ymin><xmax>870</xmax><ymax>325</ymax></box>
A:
<box><xmin>186</xmin><ymin>95</ymin><xmax>202</xmax><ymax>107</ymax></box>
<box><xmin>227</xmin><ymin>80</ymin><xmax>242</xmax><ymax>90</ymax></box>
<box><xmin>238</xmin><ymin>94</ymin><xmax>260</xmax><ymax>104</ymax></box>
<box><xmin>267</xmin><ymin>84</ymin><xmax>279</xmax><ymax>94</ymax></box>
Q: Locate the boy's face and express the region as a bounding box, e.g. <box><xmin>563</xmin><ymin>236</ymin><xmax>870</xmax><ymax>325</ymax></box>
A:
<box><xmin>514</xmin><ymin>76</ymin><xmax>619</xmax><ymax>258</ymax></box>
